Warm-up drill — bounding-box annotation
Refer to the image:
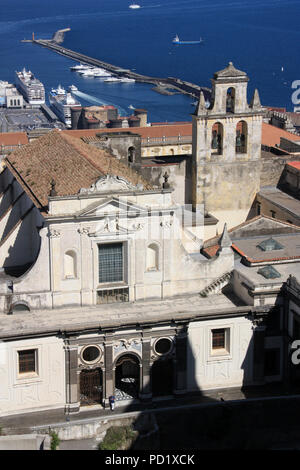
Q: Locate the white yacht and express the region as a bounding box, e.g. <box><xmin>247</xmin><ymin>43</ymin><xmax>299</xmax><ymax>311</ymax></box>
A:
<box><xmin>103</xmin><ymin>77</ymin><xmax>123</xmax><ymax>83</ymax></box>
<box><xmin>68</xmin><ymin>84</ymin><xmax>78</xmax><ymax>92</ymax></box>
<box><xmin>129</xmin><ymin>4</ymin><xmax>141</xmax><ymax>9</ymax></box>
<box><xmin>70</xmin><ymin>63</ymin><xmax>89</xmax><ymax>71</ymax></box>
<box><xmin>120</xmin><ymin>77</ymin><xmax>135</xmax><ymax>83</ymax></box>
<box><xmin>93</xmin><ymin>69</ymin><xmax>112</xmax><ymax>77</ymax></box>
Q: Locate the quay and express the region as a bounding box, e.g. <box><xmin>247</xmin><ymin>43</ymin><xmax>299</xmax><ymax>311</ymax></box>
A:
<box><xmin>25</xmin><ymin>33</ymin><xmax>211</xmax><ymax>101</ymax></box>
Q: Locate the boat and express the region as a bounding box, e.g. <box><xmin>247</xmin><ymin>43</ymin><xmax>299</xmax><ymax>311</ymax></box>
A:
<box><xmin>103</xmin><ymin>77</ymin><xmax>135</xmax><ymax>83</ymax></box>
<box><xmin>68</xmin><ymin>85</ymin><xmax>78</xmax><ymax>92</ymax></box>
<box><xmin>49</xmin><ymin>86</ymin><xmax>81</xmax><ymax>127</ymax></box>
<box><xmin>120</xmin><ymin>77</ymin><xmax>135</xmax><ymax>83</ymax></box>
<box><xmin>172</xmin><ymin>34</ymin><xmax>204</xmax><ymax>45</ymax></box>
<box><xmin>103</xmin><ymin>77</ymin><xmax>124</xmax><ymax>83</ymax></box>
<box><xmin>77</xmin><ymin>66</ymin><xmax>94</xmax><ymax>74</ymax></box>
<box><xmin>15</xmin><ymin>68</ymin><xmax>45</xmax><ymax>106</ymax></box>
<box><xmin>92</xmin><ymin>69</ymin><xmax>112</xmax><ymax>77</ymax></box>
<box><xmin>129</xmin><ymin>4</ymin><xmax>141</xmax><ymax>9</ymax></box>
<box><xmin>70</xmin><ymin>63</ymin><xmax>89</xmax><ymax>71</ymax></box>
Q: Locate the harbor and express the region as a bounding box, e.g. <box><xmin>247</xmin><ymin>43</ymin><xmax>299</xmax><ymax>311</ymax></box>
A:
<box><xmin>25</xmin><ymin>30</ymin><xmax>211</xmax><ymax>102</ymax></box>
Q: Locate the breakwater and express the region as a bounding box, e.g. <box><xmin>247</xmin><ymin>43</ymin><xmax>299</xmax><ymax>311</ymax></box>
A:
<box><xmin>30</xmin><ymin>35</ymin><xmax>211</xmax><ymax>101</ymax></box>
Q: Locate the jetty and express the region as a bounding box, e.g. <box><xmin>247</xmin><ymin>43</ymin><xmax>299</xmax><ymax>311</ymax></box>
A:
<box><xmin>25</xmin><ymin>31</ymin><xmax>211</xmax><ymax>101</ymax></box>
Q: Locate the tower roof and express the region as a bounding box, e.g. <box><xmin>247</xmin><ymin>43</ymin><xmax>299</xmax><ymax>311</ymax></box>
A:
<box><xmin>214</xmin><ymin>62</ymin><xmax>248</xmax><ymax>80</ymax></box>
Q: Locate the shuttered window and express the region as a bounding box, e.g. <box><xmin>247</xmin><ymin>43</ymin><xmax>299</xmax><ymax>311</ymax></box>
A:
<box><xmin>98</xmin><ymin>243</ymin><xmax>123</xmax><ymax>283</ymax></box>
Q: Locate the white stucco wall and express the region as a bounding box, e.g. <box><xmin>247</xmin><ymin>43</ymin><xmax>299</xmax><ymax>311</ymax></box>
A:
<box><xmin>0</xmin><ymin>336</ymin><xmax>65</xmax><ymax>416</ymax></box>
<box><xmin>187</xmin><ymin>316</ymin><xmax>254</xmax><ymax>391</ymax></box>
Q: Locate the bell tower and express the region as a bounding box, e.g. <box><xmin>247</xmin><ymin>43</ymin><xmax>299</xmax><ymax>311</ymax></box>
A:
<box><xmin>192</xmin><ymin>62</ymin><xmax>263</xmax><ymax>230</ymax></box>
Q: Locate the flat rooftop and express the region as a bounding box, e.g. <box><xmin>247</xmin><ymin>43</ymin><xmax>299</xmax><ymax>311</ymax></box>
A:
<box><xmin>258</xmin><ymin>187</ymin><xmax>300</xmax><ymax>220</ymax></box>
<box><xmin>235</xmin><ymin>260</ymin><xmax>300</xmax><ymax>288</ymax></box>
<box><xmin>0</xmin><ymin>291</ymin><xmax>247</xmax><ymax>339</ymax></box>
<box><xmin>233</xmin><ymin>232</ymin><xmax>300</xmax><ymax>263</ymax></box>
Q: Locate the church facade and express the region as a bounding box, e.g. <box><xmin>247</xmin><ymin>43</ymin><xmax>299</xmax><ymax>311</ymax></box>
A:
<box><xmin>0</xmin><ymin>64</ymin><xmax>298</xmax><ymax>418</ymax></box>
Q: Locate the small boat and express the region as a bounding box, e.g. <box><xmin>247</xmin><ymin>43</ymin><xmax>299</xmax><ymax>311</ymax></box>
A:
<box><xmin>69</xmin><ymin>85</ymin><xmax>78</xmax><ymax>92</ymax></box>
<box><xmin>70</xmin><ymin>63</ymin><xmax>89</xmax><ymax>71</ymax></box>
<box><xmin>172</xmin><ymin>34</ymin><xmax>204</xmax><ymax>45</ymax></box>
<box><xmin>129</xmin><ymin>4</ymin><xmax>141</xmax><ymax>9</ymax></box>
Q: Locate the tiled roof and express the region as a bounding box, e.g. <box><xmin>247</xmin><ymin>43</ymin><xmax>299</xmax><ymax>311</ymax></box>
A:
<box><xmin>261</xmin><ymin>122</ymin><xmax>300</xmax><ymax>148</ymax></box>
<box><xmin>0</xmin><ymin>132</ymin><xmax>28</xmax><ymax>146</ymax></box>
<box><xmin>287</xmin><ymin>161</ymin><xmax>300</xmax><ymax>170</ymax></box>
<box><xmin>63</xmin><ymin>123</ymin><xmax>193</xmax><ymax>140</ymax></box>
<box><xmin>5</xmin><ymin>130</ymin><xmax>152</xmax><ymax>209</ymax></box>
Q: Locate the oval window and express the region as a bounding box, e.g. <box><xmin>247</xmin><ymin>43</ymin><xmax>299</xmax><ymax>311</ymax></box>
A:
<box><xmin>82</xmin><ymin>346</ymin><xmax>101</xmax><ymax>363</ymax></box>
<box><xmin>154</xmin><ymin>338</ymin><xmax>172</xmax><ymax>355</ymax></box>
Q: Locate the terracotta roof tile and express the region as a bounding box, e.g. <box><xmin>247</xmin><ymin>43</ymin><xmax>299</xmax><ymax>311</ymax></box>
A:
<box><xmin>287</xmin><ymin>161</ymin><xmax>300</xmax><ymax>170</ymax></box>
<box><xmin>261</xmin><ymin>122</ymin><xmax>300</xmax><ymax>148</ymax></box>
<box><xmin>0</xmin><ymin>132</ymin><xmax>28</xmax><ymax>146</ymax></box>
<box><xmin>5</xmin><ymin>130</ymin><xmax>152</xmax><ymax>209</ymax></box>
<box><xmin>63</xmin><ymin>123</ymin><xmax>193</xmax><ymax>140</ymax></box>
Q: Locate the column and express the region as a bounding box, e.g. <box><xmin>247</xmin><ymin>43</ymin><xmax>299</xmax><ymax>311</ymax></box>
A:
<box><xmin>140</xmin><ymin>338</ymin><xmax>152</xmax><ymax>401</ymax></box>
<box><xmin>64</xmin><ymin>344</ymin><xmax>80</xmax><ymax>413</ymax></box>
<box><xmin>174</xmin><ymin>332</ymin><xmax>188</xmax><ymax>395</ymax></box>
<box><xmin>252</xmin><ymin>319</ymin><xmax>266</xmax><ymax>384</ymax></box>
<box><xmin>103</xmin><ymin>341</ymin><xmax>114</xmax><ymax>408</ymax></box>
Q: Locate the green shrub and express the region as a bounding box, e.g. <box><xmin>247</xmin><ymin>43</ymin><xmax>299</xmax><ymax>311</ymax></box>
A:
<box><xmin>98</xmin><ymin>426</ymin><xmax>136</xmax><ymax>450</ymax></box>
<box><xmin>50</xmin><ymin>431</ymin><xmax>60</xmax><ymax>450</ymax></box>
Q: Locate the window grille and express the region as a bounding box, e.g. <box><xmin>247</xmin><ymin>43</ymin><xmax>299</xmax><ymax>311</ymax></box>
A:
<box><xmin>98</xmin><ymin>243</ymin><xmax>123</xmax><ymax>283</ymax></box>
<box><xmin>97</xmin><ymin>287</ymin><xmax>129</xmax><ymax>304</ymax></box>
<box><xmin>18</xmin><ymin>349</ymin><xmax>36</xmax><ymax>374</ymax></box>
<box><xmin>212</xmin><ymin>329</ymin><xmax>226</xmax><ymax>349</ymax></box>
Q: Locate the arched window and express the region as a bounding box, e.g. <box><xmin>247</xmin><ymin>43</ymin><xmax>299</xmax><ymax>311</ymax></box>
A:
<box><xmin>236</xmin><ymin>121</ymin><xmax>247</xmax><ymax>153</ymax></box>
<box><xmin>11</xmin><ymin>301</ymin><xmax>30</xmax><ymax>314</ymax></box>
<box><xmin>64</xmin><ymin>250</ymin><xmax>77</xmax><ymax>278</ymax></box>
<box><xmin>226</xmin><ymin>87</ymin><xmax>235</xmax><ymax>113</ymax></box>
<box><xmin>128</xmin><ymin>146</ymin><xmax>136</xmax><ymax>163</ymax></box>
<box><xmin>211</xmin><ymin>122</ymin><xmax>223</xmax><ymax>155</ymax></box>
<box><xmin>146</xmin><ymin>243</ymin><xmax>159</xmax><ymax>271</ymax></box>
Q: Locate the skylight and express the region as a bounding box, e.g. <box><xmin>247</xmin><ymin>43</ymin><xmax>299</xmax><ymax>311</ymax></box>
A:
<box><xmin>257</xmin><ymin>265</ymin><xmax>281</xmax><ymax>279</ymax></box>
<box><xmin>257</xmin><ymin>237</ymin><xmax>284</xmax><ymax>252</ymax></box>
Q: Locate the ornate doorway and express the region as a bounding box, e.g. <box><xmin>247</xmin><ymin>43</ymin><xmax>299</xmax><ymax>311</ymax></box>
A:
<box><xmin>115</xmin><ymin>354</ymin><xmax>140</xmax><ymax>401</ymax></box>
<box><xmin>80</xmin><ymin>368</ymin><xmax>103</xmax><ymax>405</ymax></box>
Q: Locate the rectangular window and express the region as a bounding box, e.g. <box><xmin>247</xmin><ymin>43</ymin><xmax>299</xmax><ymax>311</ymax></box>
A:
<box><xmin>211</xmin><ymin>328</ymin><xmax>230</xmax><ymax>355</ymax></box>
<box><xmin>98</xmin><ymin>243</ymin><xmax>123</xmax><ymax>283</ymax></box>
<box><xmin>18</xmin><ymin>349</ymin><xmax>37</xmax><ymax>374</ymax></box>
<box><xmin>212</xmin><ymin>329</ymin><xmax>226</xmax><ymax>349</ymax></box>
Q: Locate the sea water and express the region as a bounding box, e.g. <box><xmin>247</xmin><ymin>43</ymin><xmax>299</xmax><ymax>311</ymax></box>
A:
<box><xmin>0</xmin><ymin>0</ymin><xmax>299</xmax><ymax>122</ymax></box>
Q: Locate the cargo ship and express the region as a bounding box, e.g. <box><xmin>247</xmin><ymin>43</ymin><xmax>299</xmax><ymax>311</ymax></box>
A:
<box><xmin>15</xmin><ymin>68</ymin><xmax>45</xmax><ymax>106</ymax></box>
<box><xmin>49</xmin><ymin>85</ymin><xmax>81</xmax><ymax>127</ymax></box>
<box><xmin>172</xmin><ymin>35</ymin><xmax>203</xmax><ymax>45</ymax></box>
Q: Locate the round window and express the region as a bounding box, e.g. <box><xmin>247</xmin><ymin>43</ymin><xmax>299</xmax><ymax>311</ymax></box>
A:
<box><xmin>82</xmin><ymin>346</ymin><xmax>101</xmax><ymax>363</ymax></box>
<box><xmin>154</xmin><ymin>338</ymin><xmax>172</xmax><ymax>355</ymax></box>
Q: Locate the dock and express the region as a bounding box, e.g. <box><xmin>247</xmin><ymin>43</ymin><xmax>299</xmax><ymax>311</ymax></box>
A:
<box><xmin>25</xmin><ymin>32</ymin><xmax>211</xmax><ymax>101</ymax></box>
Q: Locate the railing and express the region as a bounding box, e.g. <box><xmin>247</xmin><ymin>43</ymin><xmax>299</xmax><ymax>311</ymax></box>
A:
<box><xmin>141</xmin><ymin>135</ymin><xmax>192</xmax><ymax>146</ymax></box>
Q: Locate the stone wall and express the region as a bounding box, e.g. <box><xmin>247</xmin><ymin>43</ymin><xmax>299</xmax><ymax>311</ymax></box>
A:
<box><xmin>260</xmin><ymin>152</ymin><xmax>300</xmax><ymax>187</ymax></box>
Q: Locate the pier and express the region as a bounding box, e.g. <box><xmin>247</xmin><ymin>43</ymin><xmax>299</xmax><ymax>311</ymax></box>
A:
<box><xmin>27</xmin><ymin>33</ymin><xmax>211</xmax><ymax>101</ymax></box>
